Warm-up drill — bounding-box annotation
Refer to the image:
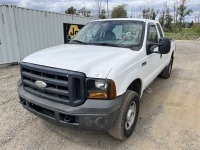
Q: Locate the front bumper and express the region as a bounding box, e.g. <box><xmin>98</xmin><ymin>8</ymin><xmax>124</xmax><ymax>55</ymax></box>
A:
<box><xmin>18</xmin><ymin>84</ymin><xmax>122</xmax><ymax>131</ymax></box>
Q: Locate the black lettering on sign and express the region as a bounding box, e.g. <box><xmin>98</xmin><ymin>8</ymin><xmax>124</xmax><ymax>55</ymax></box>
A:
<box><xmin>68</xmin><ymin>25</ymin><xmax>80</xmax><ymax>38</ymax></box>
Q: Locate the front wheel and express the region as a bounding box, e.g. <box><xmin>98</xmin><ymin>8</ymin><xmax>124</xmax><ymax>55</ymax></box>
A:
<box><xmin>108</xmin><ymin>90</ymin><xmax>139</xmax><ymax>141</ymax></box>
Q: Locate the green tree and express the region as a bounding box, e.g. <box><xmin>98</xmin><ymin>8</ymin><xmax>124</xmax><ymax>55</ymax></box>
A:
<box><xmin>190</xmin><ymin>20</ymin><xmax>194</xmax><ymax>27</ymax></box>
<box><xmin>151</xmin><ymin>8</ymin><xmax>157</xmax><ymax>20</ymax></box>
<box><xmin>65</xmin><ymin>7</ymin><xmax>77</xmax><ymax>15</ymax></box>
<box><xmin>142</xmin><ymin>8</ymin><xmax>150</xmax><ymax>19</ymax></box>
<box><xmin>178</xmin><ymin>0</ymin><xmax>193</xmax><ymax>28</ymax></box>
<box><xmin>159</xmin><ymin>2</ymin><xmax>174</xmax><ymax>31</ymax></box>
<box><xmin>78</xmin><ymin>7</ymin><xmax>91</xmax><ymax>17</ymax></box>
<box><xmin>159</xmin><ymin>14</ymin><xmax>165</xmax><ymax>29</ymax></box>
<box><xmin>142</xmin><ymin>8</ymin><xmax>157</xmax><ymax>20</ymax></box>
<box><xmin>159</xmin><ymin>4</ymin><xmax>173</xmax><ymax>32</ymax></box>
<box><xmin>93</xmin><ymin>0</ymin><xmax>104</xmax><ymax>19</ymax></box>
<box><xmin>111</xmin><ymin>4</ymin><xmax>127</xmax><ymax>18</ymax></box>
<box><xmin>165</xmin><ymin>7</ymin><xmax>173</xmax><ymax>31</ymax></box>
<box><xmin>99</xmin><ymin>9</ymin><xmax>106</xmax><ymax>19</ymax></box>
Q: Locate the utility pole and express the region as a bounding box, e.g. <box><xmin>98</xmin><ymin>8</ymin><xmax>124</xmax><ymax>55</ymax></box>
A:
<box><xmin>105</xmin><ymin>0</ymin><xmax>109</xmax><ymax>18</ymax></box>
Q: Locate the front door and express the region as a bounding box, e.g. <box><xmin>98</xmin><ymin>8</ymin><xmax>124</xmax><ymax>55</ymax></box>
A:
<box><xmin>142</xmin><ymin>22</ymin><xmax>162</xmax><ymax>89</ymax></box>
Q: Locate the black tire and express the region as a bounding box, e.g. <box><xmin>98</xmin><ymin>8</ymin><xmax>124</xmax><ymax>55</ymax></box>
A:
<box><xmin>160</xmin><ymin>57</ymin><xmax>173</xmax><ymax>79</ymax></box>
<box><xmin>108</xmin><ymin>90</ymin><xmax>140</xmax><ymax>141</ymax></box>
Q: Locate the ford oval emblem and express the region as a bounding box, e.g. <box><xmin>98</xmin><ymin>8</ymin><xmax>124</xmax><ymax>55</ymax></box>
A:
<box><xmin>35</xmin><ymin>80</ymin><xmax>47</xmax><ymax>88</ymax></box>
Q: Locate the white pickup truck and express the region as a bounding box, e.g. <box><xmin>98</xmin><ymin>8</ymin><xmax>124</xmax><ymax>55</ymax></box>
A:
<box><xmin>18</xmin><ymin>18</ymin><xmax>175</xmax><ymax>140</ymax></box>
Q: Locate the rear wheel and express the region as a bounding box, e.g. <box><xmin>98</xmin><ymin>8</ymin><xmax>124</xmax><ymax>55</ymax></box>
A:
<box><xmin>108</xmin><ymin>90</ymin><xmax>139</xmax><ymax>141</ymax></box>
<box><xmin>160</xmin><ymin>57</ymin><xmax>173</xmax><ymax>79</ymax></box>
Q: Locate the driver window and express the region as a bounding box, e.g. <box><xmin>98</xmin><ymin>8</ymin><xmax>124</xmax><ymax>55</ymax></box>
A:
<box><xmin>147</xmin><ymin>25</ymin><xmax>158</xmax><ymax>43</ymax></box>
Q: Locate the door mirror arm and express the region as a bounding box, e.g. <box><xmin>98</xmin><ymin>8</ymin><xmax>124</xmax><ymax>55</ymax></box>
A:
<box><xmin>147</xmin><ymin>42</ymin><xmax>162</xmax><ymax>54</ymax></box>
<box><xmin>150</xmin><ymin>43</ymin><xmax>162</xmax><ymax>53</ymax></box>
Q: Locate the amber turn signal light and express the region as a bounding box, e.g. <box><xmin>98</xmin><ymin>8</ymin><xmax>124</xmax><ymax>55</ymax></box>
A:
<box><xmin>87</xmin><ymin>79</ymin><xmax>116</xmax><ymax>99</ymax></box>
<box><xmin>110</xmin><ymin>80</ymin><xmax>116</xmax><ymax>99</ymax></box>
<box><xmin>88</xmin><ymin>92</ymin><xmax>108</xmax><ymax>99</ymax></box>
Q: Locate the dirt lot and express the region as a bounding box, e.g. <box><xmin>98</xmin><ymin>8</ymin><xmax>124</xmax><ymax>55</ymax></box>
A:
<box><xmin>0</xmin><ymin>41</ymin><xmax>200</xmax><ymax>150</ymax></box>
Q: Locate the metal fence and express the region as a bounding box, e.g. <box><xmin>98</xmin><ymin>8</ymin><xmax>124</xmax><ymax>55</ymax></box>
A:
<box><xmin>0</xmin><ymin>5</ymin><xmax>95</xmax><ymax>65</ymax></box>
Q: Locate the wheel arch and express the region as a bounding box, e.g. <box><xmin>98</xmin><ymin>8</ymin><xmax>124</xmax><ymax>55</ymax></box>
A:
<box><xmin>172</xmin><ymin>51</ymin><xmax>174</xmax><ymax>58</ymax></box>
<box><xmin>127</xmin><ymin>78</ymin><xmax>143</xmax><ymax>97</ymax></box>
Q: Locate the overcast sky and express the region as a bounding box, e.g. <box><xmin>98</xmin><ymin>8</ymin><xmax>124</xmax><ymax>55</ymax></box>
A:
<box><xmin>0</xmin><ymin>0</ymin><xmax>200</xmax><ymax>22</ymax></box>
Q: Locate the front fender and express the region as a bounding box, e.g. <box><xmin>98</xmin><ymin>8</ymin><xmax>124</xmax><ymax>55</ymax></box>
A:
<box><xmin>107</xmin><ymin>61</ymin><xmax>144</xmax><ymax>97</ymax></box>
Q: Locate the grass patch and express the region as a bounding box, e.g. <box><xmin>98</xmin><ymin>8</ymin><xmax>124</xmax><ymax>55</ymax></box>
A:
<box><xmin>164</xmin><ymin>24</ymin><xmax>200</xmax><ymax>40</ymax></box>
<box><xmin>165</xmin><ymin>33</ymin><xmax>200</xmax><ymax>40</ymax></box>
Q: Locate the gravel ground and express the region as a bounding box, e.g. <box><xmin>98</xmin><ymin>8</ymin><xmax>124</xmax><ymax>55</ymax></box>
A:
<box><xmin>0</xmin><ymin>41</ymin><xmax>200</xmax><ymax>150</ymax></box>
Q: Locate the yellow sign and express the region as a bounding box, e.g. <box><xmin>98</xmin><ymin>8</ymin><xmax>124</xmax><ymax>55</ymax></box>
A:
<box><xmin>68</xmin><ymin>25</ymin><xmax>80</xmax><ymax>38</ymax></box>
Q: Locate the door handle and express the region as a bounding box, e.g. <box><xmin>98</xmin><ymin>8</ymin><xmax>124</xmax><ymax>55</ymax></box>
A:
<box><xmin>142</xmin><ymin>61</ymin><xmax>147</xmax><ymax>66</ymax></box>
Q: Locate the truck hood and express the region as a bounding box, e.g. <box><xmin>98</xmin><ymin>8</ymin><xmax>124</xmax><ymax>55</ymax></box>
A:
<box><xmin>23</xmin><ymin>44</ymin><xmax>136</xmax><ymax>78</ymax></box>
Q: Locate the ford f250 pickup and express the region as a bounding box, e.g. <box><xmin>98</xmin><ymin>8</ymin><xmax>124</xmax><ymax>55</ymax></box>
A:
<box><xmin>18</xmin><ymin>19</ymin><xmax>175</xmax><ymax>140</ymax></box>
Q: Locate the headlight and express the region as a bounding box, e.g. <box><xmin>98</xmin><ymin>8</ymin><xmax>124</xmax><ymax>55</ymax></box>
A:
<box><xmin>95</xmin><ymin>80</ymin><xmax>108</xmax><ymax>90</ymax></box>
<box><xmin>86</xmin><ymin>78</ymin><xmax>116</xmax><ymax>99</ymax></box>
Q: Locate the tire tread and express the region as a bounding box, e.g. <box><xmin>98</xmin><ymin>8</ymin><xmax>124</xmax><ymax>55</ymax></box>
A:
<box><xmin>108</xmin><ymin>90</ymin><xmax>139</xmax><ymax>140</ymax></box>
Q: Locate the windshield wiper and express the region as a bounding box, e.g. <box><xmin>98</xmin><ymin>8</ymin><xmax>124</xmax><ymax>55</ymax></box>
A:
<box><xmin>90</xmin><ymin>43</ymin><xmax>132</xmax><ymax>48</ymax></box>
<box><xmin>70</xmin><ymin>40</ymin><xmax>133</xmax><ymax>48</ymax></box>
<box><xmin>70</xmin><ymin>40</ymin><xmax>88</xmax><ymax>45</ymax></box>
<box><xmin>90</xmin><ymin>42</ymin><xmax>126</xmax><ymax>48</ymax></box>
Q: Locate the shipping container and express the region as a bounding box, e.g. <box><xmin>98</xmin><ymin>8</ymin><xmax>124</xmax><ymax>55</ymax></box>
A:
<box><xmin>0</xmin><ymin>5</ymin><xmax>95</xmax><ymax>65</ymax></box>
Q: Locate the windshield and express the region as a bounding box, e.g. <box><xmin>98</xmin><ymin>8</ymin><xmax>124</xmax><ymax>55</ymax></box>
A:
<box><xmin>70</xmin><ymin>20</ymin><xmax>144</xmax><ymax>48</ymax></box>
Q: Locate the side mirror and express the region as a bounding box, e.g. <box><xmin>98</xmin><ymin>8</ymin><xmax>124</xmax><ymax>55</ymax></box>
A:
<box><xmin>66</xmin><ymin>35</ymin><xmax>71</xmax><ymax>43</ymax></box>
<box><xmin>158</xmin><ymin>37</ymin><xmax>171</xmax><ymax>54</ymax></box>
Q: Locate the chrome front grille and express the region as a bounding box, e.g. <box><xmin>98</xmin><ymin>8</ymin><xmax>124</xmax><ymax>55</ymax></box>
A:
<box><xmin>20</xmin><ymin>63</ymin><xmax>86</xmax><ymax>106</ymax></box>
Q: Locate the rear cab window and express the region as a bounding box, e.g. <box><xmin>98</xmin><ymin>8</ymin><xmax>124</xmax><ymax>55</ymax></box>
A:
<box><xmin>156</xmin><ymin>23</ymin><xmax>164</xmax><ymax>37</ymax></box>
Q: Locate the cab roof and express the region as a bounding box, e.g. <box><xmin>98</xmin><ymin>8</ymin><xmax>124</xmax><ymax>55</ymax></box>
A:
<box><xmin>91</xmin><ymin>18</ymin><xmax>159</xmax><ymax>23</ymax></box>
